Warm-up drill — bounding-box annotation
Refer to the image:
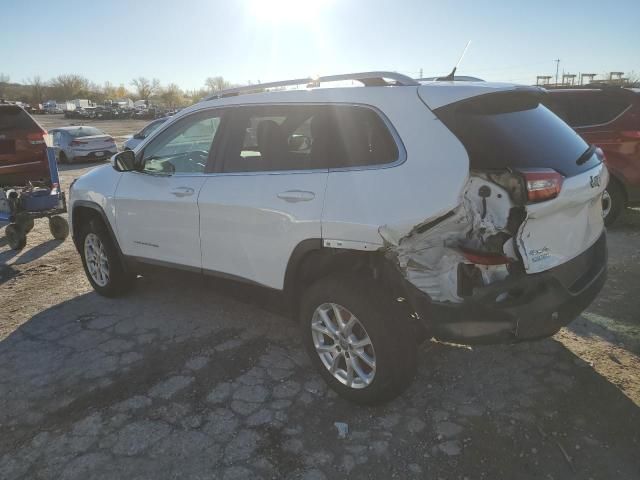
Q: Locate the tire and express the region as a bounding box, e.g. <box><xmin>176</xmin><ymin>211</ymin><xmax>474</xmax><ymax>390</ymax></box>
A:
<box><xmin>79</xmin><ymin>218</ymin><xmax>133</xmax><ymax>297</ymax></box>
<box><xmin>16</xmin><ymin>216</ymin><xmax>34</xmax><ymax>234</ymax></box>
<box><xmin>59</xmin><ymin>152</ymin><xmax>69</xmax><ymax>164</ymax></box>
<box><xmin>300</xmin><ymin>273</ymin><xmax>417</xmax><ymax>404</ymax></box>
<box><xmin>603</xmin><ymin>179</ymin><xmax>625</xmax><ymax>227</ymax></box>
<box><xmin>5</xmin><ymin>224</ymin><xmax>27</xmax><ymax>251</ymax></box>
<box><xmin>49</xmin><ymin>215</ymin><xmax>69</xmax><ymax>241</ymax></box>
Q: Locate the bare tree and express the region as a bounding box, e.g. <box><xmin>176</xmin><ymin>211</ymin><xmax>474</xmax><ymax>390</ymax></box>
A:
<box><xmin>26</xmin><ymin>76</ymin><xmax>45</xmax><ymax>105</ymax></box>
<box><xmin>131</xmin><ymin>77</ymin><xmax>160</xmax><ymax>100</ymax></box>
<box><xmin>160</xmin><ymin>83</ymin><xmax>184</xmax><ymax>108</ymax></box>
<box><xmin>102</xmin><ymin>81</ymin><xmax>118</xmax><ymax>99</ymax></box>
<box><xmin>0</xmin><ymin>73</ymin><xmax>9</xmax><ymax>98</ymax></box>
<box><xmin>205</xmin><ymin>76</ymin><xmax>230</xmax><ymax>93</ymax></box>
<box><xmin>49</xmin><ymin>74</ymin><xmax>90</xmax><ymax>100</ymax></box>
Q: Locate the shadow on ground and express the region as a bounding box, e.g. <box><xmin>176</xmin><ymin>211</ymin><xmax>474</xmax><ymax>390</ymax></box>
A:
<box><xmin>0</xmin><ymin>271</ymin><xmax>638</xmax><ymax>479</ymax></box>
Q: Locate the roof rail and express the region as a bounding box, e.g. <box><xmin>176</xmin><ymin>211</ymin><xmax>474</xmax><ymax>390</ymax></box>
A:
<box><xmin>203</xmin><ymin>71</ymin><xmax>420</xmax><ymax>100</ymax></box>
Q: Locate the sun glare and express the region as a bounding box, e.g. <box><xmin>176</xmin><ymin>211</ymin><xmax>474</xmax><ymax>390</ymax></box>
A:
<box><xmin>248</xmin><ymin>0</ymin><xmax>332</xmax><ymax>24</ymax></box>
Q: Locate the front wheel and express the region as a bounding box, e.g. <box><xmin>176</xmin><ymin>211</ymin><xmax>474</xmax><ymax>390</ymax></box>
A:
<box><xmin>79</xmin><ymin>220</ymin><xmax>133</xmax><ymax>297</ymax></box>
<box><xmin>300</xmin><ymin>274</ymin><xmax>417</xmax><ymax>404</ymax></box>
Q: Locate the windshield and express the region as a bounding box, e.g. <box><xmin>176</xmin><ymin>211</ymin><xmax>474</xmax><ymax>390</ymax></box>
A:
<box><xmin>67</xmin><ymin>127</ymin><xmax>104</xmax><ymax>137</ymax></box>
<box><xmin>436</xmin><ymin>92</ymin><xmax>600</xmax><ymax>177</ymax></box>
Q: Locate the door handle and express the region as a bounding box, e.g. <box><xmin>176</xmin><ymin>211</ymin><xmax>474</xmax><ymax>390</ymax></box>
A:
<box><xmin>170</xmin><ymin>186</ymin><xmax>195</xmax><ymax>197</ymax></box>
<box><xmin>277</xmin><ymin>190</ymin><xmax>315</xmax><ymax>202</ymax></box>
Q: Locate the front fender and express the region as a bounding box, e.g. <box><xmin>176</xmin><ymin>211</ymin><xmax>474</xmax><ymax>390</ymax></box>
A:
<box><xmin>69</xmin><ymin>164</ymin><xmax>123</xmax><ymax>245</ymax></box>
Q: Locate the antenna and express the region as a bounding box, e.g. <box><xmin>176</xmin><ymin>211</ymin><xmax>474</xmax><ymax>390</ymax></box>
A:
<box><xmin>440</xmin><ymin>41</ymin><xmax>471</xmax><ymax>81</ymax></box>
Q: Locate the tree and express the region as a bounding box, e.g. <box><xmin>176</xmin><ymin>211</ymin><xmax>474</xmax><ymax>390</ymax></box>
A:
<box><xmin>131</xmin><ymin>77</ymin><xmax>160</xmax><ymax>100</ymax></box>
<box><xmin>160</xmin><ymin>83</ymin><xmax>184</xmax><ymax>108</ymax></box>
<box><xmin>102</xmin><ymin>82</ymin><xmax>118</xmax><ymax>99</ymax></box>
<box><xmin>49</xmin><ymin>74</ymin><xmax>90</xmax><ymax>100</ymax></box>
<box><xmin>26</xmin><ymin>76</ymin><xmax>45</xmax><ymax>105</ymax></box>
<box><xmin>0</xmin><ymin>73</ymin><xmax>9</xmax><ymax>98</ymax></box>
<box><xmin>205</xmin><ymin>76</ymin><xmax>230</xmax><ymax>93</ymax></box>
<box><xmin>116</xmin><ymin>84</ymin><xmax>128</xmax><ymax>99</ymax></box>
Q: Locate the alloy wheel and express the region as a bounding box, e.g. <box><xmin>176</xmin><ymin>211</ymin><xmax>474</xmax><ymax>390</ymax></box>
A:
<box><xmin>84</xmin><ymin>233</ymin><xmax>110</xmax><ymax>287</ymax></box>
<box><xmin>311</xmin><ymin>303</ymin><xmax>376</xmax><ymax>389</ymax></box>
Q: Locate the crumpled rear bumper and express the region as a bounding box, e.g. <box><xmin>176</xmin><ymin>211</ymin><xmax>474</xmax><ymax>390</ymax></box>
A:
<box><xmin>404</xmin><ymin>232</ymin><xmax>607</xmax><ymax>345</ymax></box>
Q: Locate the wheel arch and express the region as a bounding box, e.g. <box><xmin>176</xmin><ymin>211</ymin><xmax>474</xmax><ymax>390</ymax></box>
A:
<box><xmin>71</xmin><ymin>201</ymin><xmax>122</xmax><ymax>256</ymax></box>
<box><xmin>283</xmin><ymin>239</ymin><xmax>407</xmax><ymax>317</ymax></box>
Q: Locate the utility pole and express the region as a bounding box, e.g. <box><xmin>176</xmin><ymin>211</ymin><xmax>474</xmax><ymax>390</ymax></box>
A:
<box><xmin>554</xmin><ymin>59</ymin><xmax>560</xmax><ymax>86</ymax></box>
<box><xmin>419</xmin><ymin>68</ymin><xmax>423</xmax><ymax>79</ymax></box>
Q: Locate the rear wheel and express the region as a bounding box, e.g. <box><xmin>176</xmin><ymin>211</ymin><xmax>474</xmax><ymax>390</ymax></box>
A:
<box><xmin>602</xmin><ymin>180</ymin><xmax>625</xmax><ymax>226</ymax></box>
<box><xmin>300</xmin><ymin>274</ymin><xmax>417</xmax><ymax>404</ymax></box>
<box><xmin>59</xmin><ymin>152</ymin><xmax>69</xmax><ymax>164</ymax></box>
<box><xmin>79</xmin><ymin>219</ymin><xmax>133</xmax><ymax>297</ymax></box>
<box><xmin>5</xmin><ymin>224</ymin><xmax>27</xmax><ymax>251</ymax></box>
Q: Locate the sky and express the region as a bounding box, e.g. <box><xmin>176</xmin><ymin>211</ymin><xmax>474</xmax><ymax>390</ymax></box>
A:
<box><xmin>1</xmin><ymin>0</ymin><xmax>639</xmax><ymax>90</ymax></box>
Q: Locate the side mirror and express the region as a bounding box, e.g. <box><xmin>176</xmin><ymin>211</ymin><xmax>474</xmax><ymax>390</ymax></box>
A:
<box><xmin>288</xmin><ymin>134</ymin><xmax>311</xmax><ymax>151</ymax></box>
<box><xmin>112</xmin><ymin>150</ymin><xmax>139</xmax><ymax>172</ymax></box>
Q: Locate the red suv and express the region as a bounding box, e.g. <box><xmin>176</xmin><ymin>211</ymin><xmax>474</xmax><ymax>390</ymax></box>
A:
<box><xmin>0</xmin><ymin>104</ymin><xmax>49</xmax><ymax>187</ymax></box>
<box><xmin>546</xmin><ymin>87</ymin><xmax>640</xmax><ymax>225</ymax></box>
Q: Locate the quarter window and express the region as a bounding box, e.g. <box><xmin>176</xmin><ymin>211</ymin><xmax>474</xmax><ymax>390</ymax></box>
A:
<box><xmin>223</xmin><ymin>105</ymin><xmax>399</xmax><ymax>172</ymax></box>
<box><xmin>141</xmin><ymin>112</ymin><xmax>221</xmax><ymax>174</ymax></box>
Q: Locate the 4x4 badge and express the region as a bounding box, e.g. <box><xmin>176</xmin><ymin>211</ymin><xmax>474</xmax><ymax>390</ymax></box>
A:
<box><xmin>590</xmin><ymin>174</ymin><xmax>601</xmax><ymax>188</ymax></box>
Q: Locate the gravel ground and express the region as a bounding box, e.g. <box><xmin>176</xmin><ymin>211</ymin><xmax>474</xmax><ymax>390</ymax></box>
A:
<box><xmin>1</xmin><ymin>117</ymin><xmax>639</xmax><ymax>479</ymax></box>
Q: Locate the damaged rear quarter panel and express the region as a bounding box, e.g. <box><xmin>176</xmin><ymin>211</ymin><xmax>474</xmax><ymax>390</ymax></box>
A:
<box><xmin>381</xmin><ymin>175</ymin><xmax>516</xmax><ymax>303</ymax></box>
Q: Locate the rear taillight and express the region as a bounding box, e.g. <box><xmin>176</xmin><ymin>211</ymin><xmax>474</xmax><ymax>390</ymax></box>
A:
<box><xmin>71</xmin><ymin>140</ymin><xmax>88</xmax><ymax>146</ymax></box>
<box><xmin>460</xmin><ymin>248</ymin><xmax>514</xmax><ymax>265</ymax></box>
<box><xmin>27</xmin><ymin>131</ymin><xmax>46</xmax><ymax>145</ymax></box>
<box><xmin>621</xmin><ymin>130</ymin><xmax>640</xmax><ymax>139</ymax></box>
<box><xmin>520</xmin><ymin>169</ymin><xmax>564</xmax><ymax>203</ymax></box>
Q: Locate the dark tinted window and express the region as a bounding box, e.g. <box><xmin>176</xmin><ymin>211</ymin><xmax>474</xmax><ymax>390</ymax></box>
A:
<box><xmin>0</xmin><ymin>106</ymin><xmax>39</xmax><ymax>131</ymax></box>
<box><xmin>222</xmin><ymin>105</ymin><xmax>398</xmax><ymax>172</ymax></box>
<box><xmin>547</xmin><ymin>91</ymin><xmax>631</xmax><ymax>127</ymax></box>
<box><xmin>436</xmin><ymin>92</ymin><xmax>598</xmax><ymax>177</ymax></box>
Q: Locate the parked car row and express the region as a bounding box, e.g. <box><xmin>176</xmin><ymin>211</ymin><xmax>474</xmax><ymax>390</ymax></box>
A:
<box><xmin>62</xmin><ymin>105</ymin><xmax>179</xmax><ymax>121</ymax></box>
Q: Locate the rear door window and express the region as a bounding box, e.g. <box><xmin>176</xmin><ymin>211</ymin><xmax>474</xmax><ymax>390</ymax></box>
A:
<box><xmin>436</xmin><ymin>92</ymin><xmax>599</xmax><ymax>177</ymax></box>
<box><xmin>222</xmin><ymin>105</ymin><xmax>399</xmax><ymax>173</ymax></box>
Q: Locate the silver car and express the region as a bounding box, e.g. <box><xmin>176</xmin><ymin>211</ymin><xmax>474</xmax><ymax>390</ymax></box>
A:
<box><xmin>123</xmin><ymin>117</ymin><xmax>170</xmax><ymax>151</ymax></box>
<box><xmin>50</xmin><ymin>126</ymin><xmax>118</xmax><ymax>163</ymax></box>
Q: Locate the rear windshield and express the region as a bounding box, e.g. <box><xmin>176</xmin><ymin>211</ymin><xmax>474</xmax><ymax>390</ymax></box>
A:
<box><xmin>0</xmin><ymin>106</ymin><xmax>39</xmax><ymax>131</ymax></box>
<box><xmin>436</xmin><ymin>92</ymin><xmax>600</xmax><ymax>177</ymax></box>
<box><xmin>67</xmin><ymin>127</ymin><xmax>103</xmax><ymax>137</ymax></box>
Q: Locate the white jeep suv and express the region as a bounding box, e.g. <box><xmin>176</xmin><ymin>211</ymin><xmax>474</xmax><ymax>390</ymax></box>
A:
<box><xmin>69</xmin><ymin>72</ymin><xmax>608</xmax><ymax>403</ymax></box>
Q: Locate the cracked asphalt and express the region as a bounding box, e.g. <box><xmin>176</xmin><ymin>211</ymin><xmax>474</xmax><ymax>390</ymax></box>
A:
<box><xmin>1</xmin><ymin>131</ymin><xmax>639</xmax><ymax>478</ymax></box>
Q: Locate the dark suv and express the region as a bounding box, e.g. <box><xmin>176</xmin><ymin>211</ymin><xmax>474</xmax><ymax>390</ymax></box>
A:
<box><xmin>0</xmin><ymin>104</ymin><xmax>49</xmax><ymax>186</ymax></box>
<box><xmin>546</xmin><ymin>87</ymin><xmax>640</xmax><ymax>225</ymax></box>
